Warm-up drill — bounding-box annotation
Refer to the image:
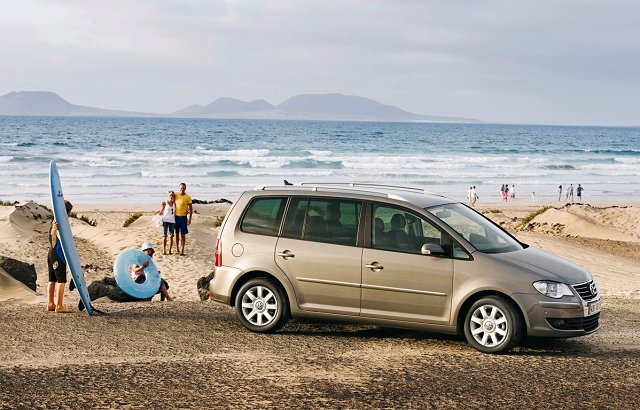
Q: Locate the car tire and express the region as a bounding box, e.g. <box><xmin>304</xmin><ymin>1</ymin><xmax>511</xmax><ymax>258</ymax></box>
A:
<box><xmin>235</xmin><ymin>277</ymin><xmax>289</xmax><ymax>333</ymax></box>
<box><xmin>463</xmin><ymin>295</ymin><xmax>522</xmax><ymax>354</ymax></box>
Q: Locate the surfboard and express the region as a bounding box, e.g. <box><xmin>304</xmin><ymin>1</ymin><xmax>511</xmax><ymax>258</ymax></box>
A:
<box><xmin>49</xmin><ymin>160</ymin><xmax>94</xmax><ymax>315</ymax></box>
<box><xmin>113</xmin><ymin>249</ymin><xmax>161</xmax><ymax>299</ymax></box>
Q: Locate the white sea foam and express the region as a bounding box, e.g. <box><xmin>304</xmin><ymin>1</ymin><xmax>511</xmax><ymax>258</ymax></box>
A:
<box><xmin>3</xmin><ymin>118</ymin><xmax>639</xmax><ymax>204</ymax></box>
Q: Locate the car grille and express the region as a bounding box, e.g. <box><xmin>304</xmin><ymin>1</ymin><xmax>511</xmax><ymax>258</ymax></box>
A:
<box><xmin>572</xmin><ymin>280</ymin><xmax>598</xmax><ymax>301</ymax></box>
<box><xmin>547</xmin><ymin>313</ymin><xmax>600</xmax><ymax>333</ymax></box>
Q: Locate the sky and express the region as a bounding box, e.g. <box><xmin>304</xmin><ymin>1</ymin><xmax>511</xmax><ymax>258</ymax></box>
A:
<box><xmin>1</xmin><ymin>0</ymin><xmax>639</xmax><ymax>126</ymax></box>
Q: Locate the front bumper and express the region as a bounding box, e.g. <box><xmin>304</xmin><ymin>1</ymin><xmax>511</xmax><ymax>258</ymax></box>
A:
<box><xmin>519</xmin><ymin>293</ymin><xmax>601</xmax><ymax>337</ymax></box>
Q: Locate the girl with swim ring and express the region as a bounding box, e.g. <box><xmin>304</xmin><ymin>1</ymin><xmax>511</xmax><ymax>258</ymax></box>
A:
<box><xmin>129</xmin><ymin>242</ymin><xmax>172</xmax><ymax>301</ymax></box>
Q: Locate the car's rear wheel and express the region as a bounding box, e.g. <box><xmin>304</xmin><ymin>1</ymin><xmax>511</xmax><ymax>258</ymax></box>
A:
<box><xmin>235</xmin><ymin>278</ymin><xmax>289</xmax><ymax>333</ymax></box>
<box><xmin>463</xmin><ymin>295</ymin><xmax>522</xmax><ymax>354</ymax></box>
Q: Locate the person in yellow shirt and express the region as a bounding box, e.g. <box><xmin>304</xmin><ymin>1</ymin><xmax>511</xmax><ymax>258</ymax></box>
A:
<box><xmin>174</xmin><ymin>182</ymin><xmax>193</xmax><ymax>256</ymax></box>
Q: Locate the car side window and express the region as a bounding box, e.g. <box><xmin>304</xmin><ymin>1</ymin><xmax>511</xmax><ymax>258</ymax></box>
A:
<box><xmin>281</xmin><ymin>197</ymin><xmax>361</xmax><ymax>246</ymax></box>
<box><xmin>240</xmin><ymin>197</ymin><xmax>286</xmax><ymax>236</ymax></box>
<box><xmin>282</xmin><ymin>197</ymin><xmax>308</xmax><ymax>240</ymax></box>
<box><xmin>372</xmin><ymin>204</ymin><xmax>445</xmax><ymax>255</ymax></box>
<box><xmin>453</xmin><ymin>242</ymin><xmax>471</xmax><ymax>260</ymax></box>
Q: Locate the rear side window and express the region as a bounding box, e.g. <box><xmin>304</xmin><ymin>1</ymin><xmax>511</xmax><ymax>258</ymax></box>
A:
<box><xmin>281</xmin><ymin>197</ymin><xmax>362</xmax><ymax>246</ymax></box>
<box><xmin>240</xmin><ymin>197</ymin><xmax>286</xmax><ymax>236</ymax></box>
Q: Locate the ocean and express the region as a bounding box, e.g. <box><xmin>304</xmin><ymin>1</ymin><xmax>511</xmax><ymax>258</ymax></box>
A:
<box><xmin>1</xmin><ymin>116</ymin><xmax>639</xmax><ymax>204</ymax></box>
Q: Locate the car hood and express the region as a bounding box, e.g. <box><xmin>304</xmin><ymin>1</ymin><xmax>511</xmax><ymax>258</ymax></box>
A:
<box><xmin>489</xmin><ymin>246</ymin><xmax>592</xmax><ymax>285</ymax></box>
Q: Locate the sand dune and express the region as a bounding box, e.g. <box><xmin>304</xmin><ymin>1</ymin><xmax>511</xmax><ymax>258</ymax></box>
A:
<box><xmin>529</xmin><ymin>205</ymin><xmax>640</xmax><ymax>242</ymax></box>
<box><xmin>0</xmin><ymin>268</ymin><xmax>35</xmax><ymax>303</ymax></box>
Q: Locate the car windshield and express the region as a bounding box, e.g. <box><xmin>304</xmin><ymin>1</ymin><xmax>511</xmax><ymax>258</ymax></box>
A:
<box><xmin>425</xmin><ymin>203</ymin><xmax>523</xmax><ymax>253</ymax></box>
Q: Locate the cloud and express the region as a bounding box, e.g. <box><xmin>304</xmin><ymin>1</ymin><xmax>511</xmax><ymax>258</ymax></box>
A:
<box><xmin>1</xmin><ymin>0</ymin><xmax>639</xmax><ymax>125</ymax></box>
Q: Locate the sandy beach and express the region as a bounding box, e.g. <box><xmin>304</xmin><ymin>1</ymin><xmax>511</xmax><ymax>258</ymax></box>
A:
<box><xmin>1</xmin><ymin>198</ymin><xmax>640</xmax><ymax>407</ymax></box>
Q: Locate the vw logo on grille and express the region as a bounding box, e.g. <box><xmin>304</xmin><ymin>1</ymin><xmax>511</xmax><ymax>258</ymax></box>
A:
<box><xmin>589</xmin><ymin>282</ymin><xmax>597</xmax><ymax>296</ymax></box>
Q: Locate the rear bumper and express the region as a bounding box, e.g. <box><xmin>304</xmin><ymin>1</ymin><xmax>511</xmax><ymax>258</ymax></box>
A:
<box><xmin>208</xmin><ymin>265</ymin><xmax>244</xmax><ymax>305</ymax></box>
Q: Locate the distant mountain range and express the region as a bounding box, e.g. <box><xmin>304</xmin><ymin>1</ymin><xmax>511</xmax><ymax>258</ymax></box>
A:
<box><xmin>0</xmin><ymin>91</ymin><xmax>479</xmax><ymax>123</ymax></box>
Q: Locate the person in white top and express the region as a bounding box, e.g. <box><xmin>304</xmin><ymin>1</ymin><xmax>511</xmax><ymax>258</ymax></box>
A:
<box><xmin>157</xmin><ymin>190</ymin><xmax>176</xmax><ymax>255</ymax></box>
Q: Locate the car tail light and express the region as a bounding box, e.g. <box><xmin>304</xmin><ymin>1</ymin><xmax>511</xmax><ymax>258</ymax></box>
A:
<box><xmin>214</xmin><ymin>238</ymin><xmax>222</xmax><ymax>267</ymax></box>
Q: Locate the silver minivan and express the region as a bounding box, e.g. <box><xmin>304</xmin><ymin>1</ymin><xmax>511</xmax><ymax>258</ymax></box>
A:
<box><xmin>209</xmin><ymin>184</ymin><xmax>600</xmax><ymax>353</ymax></box>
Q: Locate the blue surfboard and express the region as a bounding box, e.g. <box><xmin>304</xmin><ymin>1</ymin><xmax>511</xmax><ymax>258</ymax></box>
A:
<box><xmin>49</xmin><ymin>160</ymin><xmax>94</xmax><ymax>315</ymax></box>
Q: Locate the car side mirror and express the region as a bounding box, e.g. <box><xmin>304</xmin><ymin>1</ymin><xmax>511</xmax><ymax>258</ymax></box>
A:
<box><xmin>421</xmin><ymin>243</ymin><xmax>445</xmax><ymax>256</ymax></box>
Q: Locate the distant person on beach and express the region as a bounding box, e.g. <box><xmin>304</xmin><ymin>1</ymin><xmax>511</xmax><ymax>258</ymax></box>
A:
<box><xmin>576</xmin><ymin>184</ymin><xmax>583</xmax><ymax>202</ymax></box>
<box><xmin>157</xmin><ymin>190</ymin><xmax>176</xmax><ymax>255</ymax></box>
<box><xmin>558</xmin><ymin>185</ymin><xmax>563</xmax><ymax>201</ymax></box>
<box><xmin>510</xmin><ymin>184</ymin><xmax>516</xmax><ymax>201</ymax></box>
<box><xmin>503</xmin><ymin>183</ymin><xmax>509</xmax><ymax>202</ymax></box>
<box><xmin>532</xmin><ymin>191</ymin><xmax>536</xmax><ymax>201</ymax></box>
<box><xmin>568</xmin><ymin>183</ymin><xmax>574</xmax><ymax>203</ymax></box>
<box><xmin>47</xmin><ymin>200</ymin><xmax>74</xmax><ymax>313</ymax></box>
<box><xmin>174</xmin><ymin>182</ymin><xmax>193</xmax><ymax>256</ymax></box>
<box><xmin>500</xmin><ymin>184</ymin><xmax>505</xmax><ymax>201</ymax></box>
<box><xmin>471</xmin><ymin>186</ymin><xmax>478</xmax><ymax>206</ymax></box>
<box><xmin>467</xmin><ymin>187</ymin><xmax>473</xmax><ymax>205</ymax></box>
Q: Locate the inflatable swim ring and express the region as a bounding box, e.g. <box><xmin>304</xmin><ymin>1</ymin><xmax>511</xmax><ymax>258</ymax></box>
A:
<box><xmin>113</xmin><ymin>248</ymin><xmax>161</xmax><ymax>299</ymax></box>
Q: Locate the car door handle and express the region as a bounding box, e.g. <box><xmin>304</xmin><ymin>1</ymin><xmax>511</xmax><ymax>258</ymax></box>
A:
<box><xmin>277</xmin><ymin>250</ymin><xmax>295</xmax><ymax>259</ymax></box>
<box><xmin>365</xmin><ymin>262</ymin><xmax>384</xmax><ymax>271</ymax></box>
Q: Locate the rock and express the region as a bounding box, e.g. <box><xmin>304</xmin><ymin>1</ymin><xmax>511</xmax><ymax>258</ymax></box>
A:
<box><xmin>196</xmin><ymin>271</ymin><xmax>215</xmax><ymax>301</ymax></box>
<box><xmin>0</xmin><ymin>256</ymin><xmax>37</xmax><ymax>291</ymax></box>
<box><xmin>87</xmin><ymin>276</ymin><xmax>149</xmax><ymax>302</ymax></box>
<box><xmin>192</xmin><ymin>198</ymin><xmax>233</xmax><ymax>204</ymax></box>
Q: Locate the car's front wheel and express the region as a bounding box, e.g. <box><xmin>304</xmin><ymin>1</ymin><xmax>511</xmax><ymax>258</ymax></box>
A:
<box><xmin>235</xmin><ymin>278</ymin><xmax>289</xmax><ymax>333</ymax></box>
<box><xmin>463</xmin><ymin>295</ymin><xmax>522</xmax><ymax>353</ymax></box>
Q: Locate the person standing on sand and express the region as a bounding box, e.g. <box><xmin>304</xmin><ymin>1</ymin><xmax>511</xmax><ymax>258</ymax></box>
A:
<box><xmin>471</xmin><ymin>186</ymin><xmax>478</xmax><ymax>206</ymax></box>
<box><xmin>558</xmin><ymin>185</ymin><xmax>563</xmax><ymax>201</ymax></box>
<box><xmin>47</xmin><ymin>200</ymin><xmax>74</xmax><ymax>313</ymax></box>
<box><xmin>158</xmin><ymin>191</ymin><xmax>176</xmax><ymax>255</ymax></box>
<box><xmin>174</xmin><ymin>182</ymin><xmax>193</xmax><ymax>256</ymax></box>
<box><xmin>577</xmin><ymin>184</ymin><xmax>584</xmax><ymax>202</ymax></box>
<box><xmin>510</xmin><ymin>184</ymin><xmax>516</xmax><ymax>201</ymax></box>
<box><xmin>568</xmin><ymin>183</ymin><xmax>574</xmax><ymax>203</ymax></box>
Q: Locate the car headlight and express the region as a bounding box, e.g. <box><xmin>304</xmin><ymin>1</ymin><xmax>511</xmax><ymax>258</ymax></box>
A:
<box><xmin>533</xmin><ymin>281</ymin><xmax>574</xmax><ymax>299</ymax></box>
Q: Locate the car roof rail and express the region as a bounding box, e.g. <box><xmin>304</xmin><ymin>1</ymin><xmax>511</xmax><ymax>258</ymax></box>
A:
<box><xmin>254</xmin><ymin>182</ymin><xmax>446</xmax><ymax>202</ymax></box>
<box><xmin>255</xmin><ymin>185</ymin><xmax>393</xmax><ymax>199</ymax></box>
<box><xmin>299</xmin><ymin>182</ymin><xmax>442</xmax><ymax>196</ymax></box>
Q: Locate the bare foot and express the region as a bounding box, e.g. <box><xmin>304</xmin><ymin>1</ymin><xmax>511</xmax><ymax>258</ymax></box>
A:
<box><xmin>46</xmin><ymin>304</ymin><xmax>56</xmax><ymax>312</ymax></box>
<box><xmin>55</xmin><ymin>306</ymin><xmax>73</xmax><ymax>313</ymax></box>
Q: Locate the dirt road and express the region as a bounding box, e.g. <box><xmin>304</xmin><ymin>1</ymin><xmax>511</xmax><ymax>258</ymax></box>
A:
<box><xmin>1</xmin><ymin>298</ymin><xmax>638</xmax><ymax>409</ymax></box>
